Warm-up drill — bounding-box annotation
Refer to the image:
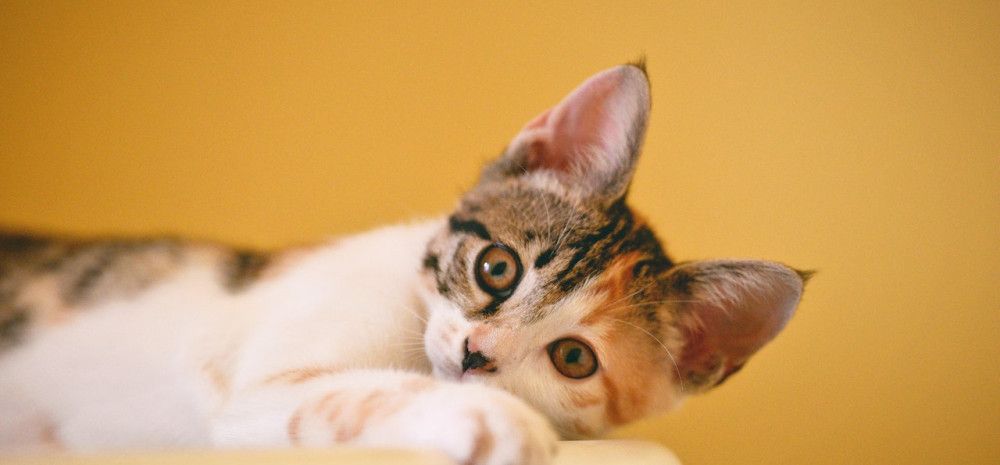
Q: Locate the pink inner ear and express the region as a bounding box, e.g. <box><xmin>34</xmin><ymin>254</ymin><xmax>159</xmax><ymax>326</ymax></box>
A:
<box><xmin>680</xmin><ymin>295</ymin><xmax>790</xmax><ymax>385</ymax></box>
<box><xmin>517</xmin><ymin>66</ymin><xmax>644</xmax><ymax>173</ymax></box>
<box><xmin>670</xmin><ymin>262</ymin><xmax>802</xmax><ymax>388</ymax></box>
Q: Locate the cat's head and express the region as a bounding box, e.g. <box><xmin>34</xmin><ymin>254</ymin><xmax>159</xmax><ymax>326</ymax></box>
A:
<box><xmin>417</xmin><ymin>63</ymin><xmax>808</xmax><ymax>438</ymax></box>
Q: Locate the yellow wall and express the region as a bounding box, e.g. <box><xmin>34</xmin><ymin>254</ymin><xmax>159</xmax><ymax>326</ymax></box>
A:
<box><xmin>2</xmin><ymin>2</ymin><xmax>997</xmax><ymax>464</ymax></box>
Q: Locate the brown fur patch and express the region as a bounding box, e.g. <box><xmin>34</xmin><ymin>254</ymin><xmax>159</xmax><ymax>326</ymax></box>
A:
<box><xmin>224</xmin><ymin>249</ymin><xmax>271</xmax><ymax>292</ymax></box>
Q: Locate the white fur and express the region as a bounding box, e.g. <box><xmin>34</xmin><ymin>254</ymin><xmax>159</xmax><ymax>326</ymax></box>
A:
<box><xmin>0</xmin><ymin>219</ymin><xmax>561</xmax><ymax>463</ymax></box>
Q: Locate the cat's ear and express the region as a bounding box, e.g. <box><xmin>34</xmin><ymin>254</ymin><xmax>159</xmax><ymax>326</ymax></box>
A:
<box><xmin>480</xmin><ymin>63</ymin><xmax>651</xmax><ymax>205</ymax></box>
<box><xmin>662</xmin><ymin>260</ymin><xmax>810</xmax><ymax>393</ymax></box>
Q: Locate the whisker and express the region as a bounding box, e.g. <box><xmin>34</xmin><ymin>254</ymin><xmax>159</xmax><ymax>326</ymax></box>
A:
<box><xmin>390</xmin><ymin>302</ymin><xmax>428</xmax><ymax>325</ymax></box>
<box><xmin>398</xmin><ymin>345</ymin><xmax>429</xmax><ymax>354</ymax></box>
<box><xmin>597</xmin><ymin>298</ymin><xmax>707</xmax><ymax>316</ymax></box>
<box><xmin>542</xmin><ymin>196</ymin><xmax>553</xmax><ymax>232</ymax></box>
<box><xmin>608</xmin><ymin>317</ymin><xmax>686</xmax><ymax>393</ymax></box>
<box><xmin>392</xmin><ymin>327</ymin><xmax>426</xmax><ymax>337</ymax></box>
<box><xmin>601</xmin><ymin>281</ymin><xmax>654</xmax><ymax>310</ymax></box>
<box><xmin>553</xmin><ymin>207</ymin><xmax>576</xmax><ymax>251</ymax></box>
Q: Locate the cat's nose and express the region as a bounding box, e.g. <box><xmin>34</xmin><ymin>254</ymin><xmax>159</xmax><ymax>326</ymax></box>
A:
<box><xmin>462</xmin><ymin>337</ymin><xmax>496</xmax><ymax>373</ymax></box>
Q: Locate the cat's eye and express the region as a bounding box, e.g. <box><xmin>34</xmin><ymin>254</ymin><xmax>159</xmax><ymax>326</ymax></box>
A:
<box><xmin>474</xmin><ymin>243</ymin><xmax>523</xmax><ymax>298</ymax></box>
<box><xmin>548</xmin><ymin>338</ymin><xmax>598</xmax><ymax>379</ymax></box>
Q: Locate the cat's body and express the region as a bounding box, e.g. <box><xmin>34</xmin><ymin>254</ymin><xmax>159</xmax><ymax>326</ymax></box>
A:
<box><xmin>0</xmin><ymin>221</ymin><xmax>440</xmax><ymax>449</ymax></box>
<box><xmin>0</xmin><ymin>64</ymin><xmax>807</xmax><ymax>465</ymax></box>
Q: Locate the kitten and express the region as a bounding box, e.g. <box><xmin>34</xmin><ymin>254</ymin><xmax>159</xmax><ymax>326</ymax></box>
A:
<box><xmin>0</xmin><ymin>63</ymin><xmax>808</xmax><ymax>465</ymax></box>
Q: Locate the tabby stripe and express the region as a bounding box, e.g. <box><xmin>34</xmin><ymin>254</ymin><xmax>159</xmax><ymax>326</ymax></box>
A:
<box><xmin>534</xmin><ymin>247</ymin><xmax>557</xmax><ymax>269</ymax></box>
<box><xmin>448</xmin><ymin>216</ymin><xmax>491</xmax><ymax>241</ymax></box>
<box><xmin>66</xmin><ymin>247</ymin><xmax>117</xmax><ymax>303</ymax></box>
<box><xmin>555</xmin><ymin>204</ymin><xmax>633</xmax><ymax>292</ymax></box>
<box><xmin>555</xmin><ymin>217</ymin><xmax>619</xmax><ymax>283</ymax></box>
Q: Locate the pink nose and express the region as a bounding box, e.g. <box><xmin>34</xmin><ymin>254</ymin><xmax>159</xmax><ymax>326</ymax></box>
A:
<box><xmin>462</xmin><ymin>337</ymin><xmax>497</xmax><ymax>373</ymax></box>
<box><xmin>466</xmin><ymin>324</ymin><xmax>492</xmax><ymax>353</ymax></box>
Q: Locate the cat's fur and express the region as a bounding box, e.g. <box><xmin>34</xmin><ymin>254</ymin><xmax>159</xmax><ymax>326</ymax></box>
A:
<box><xmin>0</xmin><ymin>63</ymin><xmax>808</xmax><ymax>465</ymax></box>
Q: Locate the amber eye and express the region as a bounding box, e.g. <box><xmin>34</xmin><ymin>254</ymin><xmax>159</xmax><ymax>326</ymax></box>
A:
<box><xmin>474</xmin><ymin>243</ymin><xmax>523</xmax><ymax>298</ymax></box>
<box><xmin>548</xmin><ymin>338</ymin><xmax>599</xmax><ymax>379</ymax></box>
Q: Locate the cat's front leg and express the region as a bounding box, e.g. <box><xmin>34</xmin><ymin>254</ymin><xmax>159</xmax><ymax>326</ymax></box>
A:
<box><xmin>212</xmin><ymin>368</ymin><xmax>558</xmax><ymax>465</ymax></box>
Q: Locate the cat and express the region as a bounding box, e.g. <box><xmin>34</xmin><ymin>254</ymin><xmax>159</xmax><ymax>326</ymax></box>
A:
<box><xmin>0</xmin><ymin>62</ymin><xmax>809</xmax><ymax>465</ymax></box>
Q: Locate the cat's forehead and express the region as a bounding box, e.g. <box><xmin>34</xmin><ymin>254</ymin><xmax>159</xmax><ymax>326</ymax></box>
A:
<box><xmin>441</xmin><ymin>181</ymin><xmax>673</xmax><ymax>320</ymax></box>
<box><xmin>454</xmin><ymin>181</ymin><xmax>603</xmax><ymax>244</ymax></box>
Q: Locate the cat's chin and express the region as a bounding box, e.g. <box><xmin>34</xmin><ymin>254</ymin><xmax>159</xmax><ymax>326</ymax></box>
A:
<box><xmin>458</xmin><ymin>371</ymin><xmax>490</xmax><ymax>384</ymax></box>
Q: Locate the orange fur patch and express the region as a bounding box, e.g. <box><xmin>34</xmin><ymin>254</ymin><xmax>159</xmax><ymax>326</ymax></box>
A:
<box><xmin>287</xmin><ymin>406</ymin><xmax>304</xmax><ymax>445</ymax></box>
<box><xmin>600</xmin><ymin>374</ymin><xmax>627</xmax><ymax>425</ymax></box>
<box><xmin>336</xmin><ymin>390</ymin><xmax>386</xmax><ymax>441</ymax></box>
<box><xmin>263</xmin><ymin>365</ymin><xmax>341</xmax><ymax>385</ymax></box>
<box><xmin>572</xmin><ymin>419</ymin><xmax>595</xmax><ymax>437</ymax></box>
<box><xmin>582</xmin><ymin>251</ymin><xmax>644</xmax><ymax>326</ymax></box>
<box><xmin>401</xmin><ymin>376</ymin><xmax>436</xmax><ymax>392</ymax></box>
<box><xmin>313</xmin><ymin>391</ymin><xmax>343</xmax><ymax>415</ymax></box>
<box><xmin>574</xmin><ymin>229</ymin><xmax>664</xmax><ymax>428</ymax></box>
<box><xmin>568</xmin><ymin>389</ymin><xmax>602</xmax><ymax>408</ymax></box>
<box><xmin>201</xmin><ymin>359</ymin><xmax>230</xmax><ymax>394</ymax></box>
<box><xmin>466</xmin><ymin>411</ymin><xmax>495</xmax><ymax>465</ymax></box>
<box><xmin>38</xmin><ymin>420</ymin><xmax>62</xmax><ymax>450</ymax></box>
<box><xmin>601</xmin><ymin>344</ymin><xmax>660</xmax><ymax>425</ymax></box>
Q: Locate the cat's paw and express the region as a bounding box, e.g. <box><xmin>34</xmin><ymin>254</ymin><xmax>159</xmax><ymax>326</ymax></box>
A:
<box><xmin>363</xmin><ymin>382</ymin><xmax>559</xmax><ymax>465</ymax></box>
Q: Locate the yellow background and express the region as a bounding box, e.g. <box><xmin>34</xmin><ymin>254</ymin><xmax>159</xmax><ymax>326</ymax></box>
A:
<box><xmin>1</xmin><ymin>2</ymin><xmax>997</xmax><ymax>464</ymax></box>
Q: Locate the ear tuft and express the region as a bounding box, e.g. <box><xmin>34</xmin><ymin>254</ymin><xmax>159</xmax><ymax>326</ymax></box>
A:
<box><xmin>626</xmin><ymin>56</ymin><xmax>648</xmax><ymax>78</ymax></box>
<box><xmin>795</xmin><ymin>268</ymin><xmax>817</xmax><ymax>284</ymax></box>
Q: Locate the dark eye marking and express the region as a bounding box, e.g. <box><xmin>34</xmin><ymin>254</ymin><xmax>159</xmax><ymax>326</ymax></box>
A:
<box><xmin>479</xmin><ymin>299</ymin><xmax>503</xmax><ymax>316</ymax></box>
<box><xmin>534</xmin><ymin>247</ymin><xmax>557</xmax><ymax>269</ymax></box>
<box><xmin>448</xmin><ymin>216</ymin><xmax>491</xmax><ymax>241</ymax></box>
